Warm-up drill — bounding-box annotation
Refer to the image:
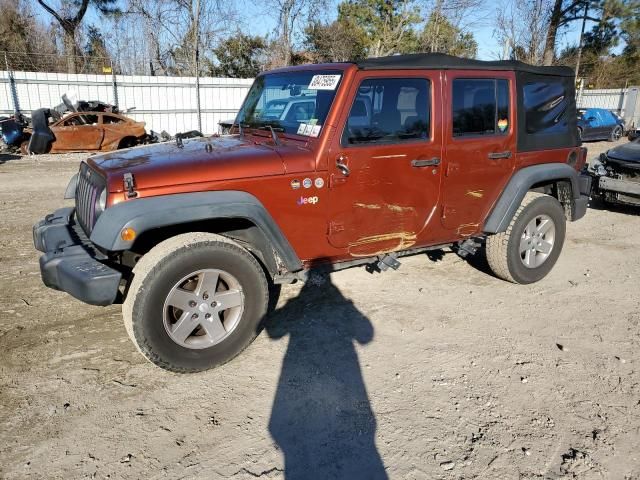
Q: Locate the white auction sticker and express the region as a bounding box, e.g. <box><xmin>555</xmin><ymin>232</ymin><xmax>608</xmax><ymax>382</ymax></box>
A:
<box><xmin>297</xmin><ymin>123</ymin><xmax>307</xmax><ymax>135</ymax></box>
<box><xmin>309</xmin><ymin>125</ymin><xmax>321</xmax><ymax>137</ymax></box>
<box><xmin>308</xmin><ymin>74</ymin><xmax>341</xmax><ymax>90</ymax></box>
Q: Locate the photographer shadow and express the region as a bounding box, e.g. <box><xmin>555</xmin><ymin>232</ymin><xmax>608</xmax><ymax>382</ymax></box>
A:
<box><xmin>263</xmin><ymin>275</ymin><xmax>387</xmax><ymax>479</ymax></box>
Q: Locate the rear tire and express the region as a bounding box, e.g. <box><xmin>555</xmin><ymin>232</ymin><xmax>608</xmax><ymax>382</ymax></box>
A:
<box><xmin>123</xmin><ymin>233</ymin><xmax>269</xmax><ymax>373</ymax></box>
<box><xmin>486</xmin><ymin>192</ymin><xmax>566</xmax><ymax>284</ymax></box>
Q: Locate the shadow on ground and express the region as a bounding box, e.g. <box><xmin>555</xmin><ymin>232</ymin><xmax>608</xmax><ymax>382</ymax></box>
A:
<box><xmin>0</xmin><ymin>153</ymin><xmax>22</xmax><ymax>165</ymax></box>
<box><xmin>263</xmin><ymin>276</ymin><xmax>387</xmax><ymax>480</ymax></box>
<box><xmin>588</xmin><ymin>197</ymin><xmax>640</xmax><ymax>216</ymax></box>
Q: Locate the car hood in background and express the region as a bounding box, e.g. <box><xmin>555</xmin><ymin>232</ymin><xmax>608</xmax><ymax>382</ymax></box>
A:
<box><xmin>606</xmin><ymin>140</ymin><xmax>640</xmax><ymax>168</ymax></box>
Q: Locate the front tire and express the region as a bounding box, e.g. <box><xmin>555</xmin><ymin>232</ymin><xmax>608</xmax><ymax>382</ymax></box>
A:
<box><xmin>123</xmin><ymin>233</ymin><xmax>269</xmax><ymax>373</ymax></box>
<box><xmin>486</xmin><ymin>192</ymin><xmax>566</xmax><ymax>284</ymax></box>
<box><xmin>609</xmin><ymin>125</ymin><xmax>623</xmax><ymax>142</ymax></box>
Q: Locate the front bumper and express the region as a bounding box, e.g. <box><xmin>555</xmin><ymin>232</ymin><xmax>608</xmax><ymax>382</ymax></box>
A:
<box><xmin>599</xmin><ymin>176</ymin><xmax>640</xmax><ymax>197</ymax></box>
<box><xmin>33</xmin><ymin>208</ymin><xmax>122</xmax><ymax>306</ymax></box>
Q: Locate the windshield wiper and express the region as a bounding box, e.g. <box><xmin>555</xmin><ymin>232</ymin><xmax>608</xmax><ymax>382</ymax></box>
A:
<box><xmin>260</xmin><ymin>124</ymin><xmax>281</xmax><ymax>146</ymax></box>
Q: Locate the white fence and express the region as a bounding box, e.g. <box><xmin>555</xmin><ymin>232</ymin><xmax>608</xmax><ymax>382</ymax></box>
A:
<box><xmin>0</xmin><ymin>71</ymin><xmax>253</xmax><ymax>135</ymax></box>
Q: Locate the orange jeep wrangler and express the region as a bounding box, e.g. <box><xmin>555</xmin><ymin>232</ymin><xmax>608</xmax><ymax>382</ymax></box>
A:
<box><xmin>34</xmin><ymin>54</ymin><xmax>591</xmax><ymax>372</ymax></box>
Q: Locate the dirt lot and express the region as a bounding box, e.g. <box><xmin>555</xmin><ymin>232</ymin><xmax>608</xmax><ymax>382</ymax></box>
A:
<box><xmin>1</xmin><ymin>140</ymin><xmax>639</xmax><ymax>479</ymax></box>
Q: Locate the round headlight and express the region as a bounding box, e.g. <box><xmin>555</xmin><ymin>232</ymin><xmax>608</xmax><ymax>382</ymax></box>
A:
<box><xmin>98</xmin><ymin>189</ymin><xmax>107</xmax><ymax>212</ymax></box>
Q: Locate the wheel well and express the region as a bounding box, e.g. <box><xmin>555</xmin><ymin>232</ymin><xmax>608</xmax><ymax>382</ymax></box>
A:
<box><xmin>128</xmin><ymin>218</ymin><xmax>281</xmax><ymax>276</ymax></box>
<box><xmin>529</xmin><ymin>179</ymin><xmax>573</xmax><ymax>220</ymax></box>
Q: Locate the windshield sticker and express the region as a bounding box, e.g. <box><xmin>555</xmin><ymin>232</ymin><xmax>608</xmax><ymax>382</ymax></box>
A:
<box><xmin>308</xmin><ymin>74</ymin><xmax>341</xmax><ymax>90</ymax></box>
<box><xmin>498</xmin><ymin>118</ymin><xmax>508</xmax><ymax>132</ymax></box>
<box><xmin>291</xmin><ymin>179</ymin><xmax>300</xmax><ymax>190</ymax></box>
<box><xmin>314</xmin><ymin>177</ymin><xmax>324</xmax><ymax>188</ymax></box>
<box><xmin>302</xmin><ymin>178</ymin><xmax>312</xmax><ymax>188</ymax></box>
<box><xmin>297</xmin><ymin>122</ymin><xmax>322</xmax><ymax>137</ymax></box>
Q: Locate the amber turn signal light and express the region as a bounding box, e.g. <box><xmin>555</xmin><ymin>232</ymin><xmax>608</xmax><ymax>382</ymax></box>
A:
<box><xmin>120</xmin><ymin>227</ymin><xmax>136</xmax><ymax>242</ymax></box>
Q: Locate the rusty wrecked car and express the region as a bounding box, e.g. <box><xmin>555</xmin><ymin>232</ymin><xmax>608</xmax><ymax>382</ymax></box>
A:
<box><xmin>23</xmin><ymin>110</ymin><xmax>146</xmax><ymax>154</ymax></box>
<box><xmin>34</xmin><ymin>53</ymin><xmax>591</xmax><ymax>372</ymax></box>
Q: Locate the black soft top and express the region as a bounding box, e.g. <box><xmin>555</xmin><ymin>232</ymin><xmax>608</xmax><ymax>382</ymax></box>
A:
<box><xmin>356</xmin><ymin>53</ymin><xmax>574</xmax><ymax>77</ymax></box>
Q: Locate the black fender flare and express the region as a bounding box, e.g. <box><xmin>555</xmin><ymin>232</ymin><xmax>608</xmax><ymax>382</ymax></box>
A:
<box><xmin>483</xmin><ymin>163</ymin><xmax>581</xmax><ymax>234</ymax></box>
<box><xmin>90</xmin><ymin>191</ymin><xmax>303</xmax><ymax>273</ymax></box>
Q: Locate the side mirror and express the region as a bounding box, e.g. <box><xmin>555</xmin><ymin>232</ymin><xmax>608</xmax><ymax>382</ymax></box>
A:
<box><xmin>587</xmin><ymin>116</ymin><xmax>596</xmax><ymax>121</ymax></box>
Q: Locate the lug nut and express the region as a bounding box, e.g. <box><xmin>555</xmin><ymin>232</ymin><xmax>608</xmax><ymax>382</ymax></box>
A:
<box><xmin>210</xmin><ymin>301</ymin><xmax>218</xmax><ymax>308</ymax></box>
<box><xmin>205</xmin><ymin>313</ymin><xmax>211</xmax><ymax>319</ymax></box>
<box><xmin>192</xmin><ymin>313</ymin><xmax>199</xmax><ymax>319</ymax></box>
<box><xmin>202</xmin><ymin>292</ymin><xmax>209</xmax><ymax>300</ymax></box>
<box><xmin>189</xmin><ymin>300</ymin><xmax>197</xmax><ymax>307</ymax></box>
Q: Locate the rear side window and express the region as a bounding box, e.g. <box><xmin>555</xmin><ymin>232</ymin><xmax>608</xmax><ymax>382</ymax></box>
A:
<box><xmin>452</xmin><ymin>79</ymin><xmax>510</xmax><ymax>137</ymax></box>
<box><xmin>342</xmin><ymin>78</ymin><xmax>430</xmax><ymax>145</ymax></box>
<box><xmin>523</xmin><ymin>81</ymin><xmax>569</xmax><ymax>135</ymax></box>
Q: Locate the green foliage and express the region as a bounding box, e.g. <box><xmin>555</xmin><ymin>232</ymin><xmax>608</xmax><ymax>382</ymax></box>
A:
<box><xmin>420</xmin><ymin>12</ymin><xmax>478</xmax><ymax>58</ymax></box>
<box><xmin>338</xmin><ymin>0</ymin><xmax>421</xmax><ymax>57</ymax></box>
<box><xmin>304</xmin><ymin>19</ymin><xmax>367</xmax><ymax>62</ymax></box>
<box><xmin>212</xmin><ymin>34</ymin><xmax>267</xmax><ymax>78</ymax></box>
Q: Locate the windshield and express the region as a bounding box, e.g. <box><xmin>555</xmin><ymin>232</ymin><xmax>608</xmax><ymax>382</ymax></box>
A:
<box><xmin>236</xmin><ymin>70</ymin><xmax>343</xmax><ymax>137</ymax></box>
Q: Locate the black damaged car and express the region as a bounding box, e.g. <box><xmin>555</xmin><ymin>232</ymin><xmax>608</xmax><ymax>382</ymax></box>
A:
<box><xmin>589</xmin><ymin>138</ymin><xmax>640</xmax><ymax>206</ymax></box>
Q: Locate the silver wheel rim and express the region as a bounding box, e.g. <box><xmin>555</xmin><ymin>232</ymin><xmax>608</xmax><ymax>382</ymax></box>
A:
<box><xmin>163</xmin><ymin>269</ymin><xmax>244</xmax><ymax>349</ymax></box>
<box><xmin>519</xmin><ymin>214</ymin><xmax>556</xmax><ymax>269</ymax></box>
<box><xmin>613</xmin><ymin>126</ymin><xmax>622</xmax><ymax>140</ymax></box>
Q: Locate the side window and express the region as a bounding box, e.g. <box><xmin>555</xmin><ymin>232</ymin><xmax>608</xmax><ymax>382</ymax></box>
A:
<box><xmin>342</xmin><ymin>78</ymin><xmax>430</xmax><ymax>145</ymax></box>
<box><xmin>452</xmin><ymin>79</ymin><xmax>510</xmax><ymax>137</ymax></box>
<box><xmin>523</xmin><ymin>81</ymin><xmax>569</xmax><ymax>135</ymax></box>
<box><xmin>103</xmin><ymin>114</ymin><xmax>125</xmax><ymax>124</ymax></box>
<box><xmin>63</xmin><ymin>114</ymin><xmax>98</xmax><ymax>126</ymax></box>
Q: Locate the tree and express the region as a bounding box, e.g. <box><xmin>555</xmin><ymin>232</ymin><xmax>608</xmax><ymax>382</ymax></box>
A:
<box><xmin>421</xmin><ymin>11</ymin><xmax>477</xmax><ymax>58</ymax></box>
<box><xmin>0</xmin><ymin>0</ymin><xmax>59</xmax><ymax>71</ymax></box>
<box><xmin>338</xmin><ymin>0</ymin><xmax>421</xmax><ymax>57</ymax></box>
<box><xmin>493</xmin><ymin>0</ymin><xmax>552</xmax><ymax>64</ymax></box>
<box><xmin>304</xmin><ymin>19</ymin><xmax>367</xmax><ymax>62</ymax></box>
<box><xmin>121</xmin><ymin>0</ymin><xmax>239</xmax><ymax>76</ymax></box>
<box><xmin>36</xmin><ymin>0</ymin><xmax>118</xmax><ymax>73</ymax></box>
<box><xmin>541</xmin><ymin>0</ymin><xmax>624</xmax><ymax>65</ymax></box>
<box><xmin>263</xmin><ymin>0</ymin><xmax>324</xmax><ymax>67</ymax></box>
<box><xmin>212</xmin><ymin>34</ymin><xmax>267</xmax><ymax>77</ymax></box>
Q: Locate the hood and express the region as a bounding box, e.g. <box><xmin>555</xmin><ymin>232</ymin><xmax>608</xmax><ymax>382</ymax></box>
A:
<box><xmin>88</xmin><ymin>135</ymin><xmax>286</xmax><ymax>191</ymax></box>
<box><xmin>606</xmin><ymin>140</ymin><xmax>640</xmax><ymax>169</ymax></box>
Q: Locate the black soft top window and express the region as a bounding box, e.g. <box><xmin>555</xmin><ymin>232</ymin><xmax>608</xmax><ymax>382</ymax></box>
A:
<box><xmin>516</xmin><ymin>72</ymin><xmax>578</xmax><ymax>151</ymax></box>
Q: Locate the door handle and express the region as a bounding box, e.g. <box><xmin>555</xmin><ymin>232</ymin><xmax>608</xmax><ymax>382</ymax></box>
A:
<box><xmin>336</xmin><ymin>155</ymin><xmax>350</xmax><ymax>176</ymax></box>
<box><xmin>488</xmin><ymin>151</ymin><xmax>512</xmax><ymax>160</ymax></box>
<box><xmin>411</xmin><ymin>157</ymin><xmax>440</xmax><ymax>167</ymax></box>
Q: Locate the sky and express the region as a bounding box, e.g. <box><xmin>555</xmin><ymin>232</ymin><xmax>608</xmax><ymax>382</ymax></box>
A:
<box><xmin>36</xmin><ymin>0</ymin><xmax>591</xmax><ymax>62</ymax></box>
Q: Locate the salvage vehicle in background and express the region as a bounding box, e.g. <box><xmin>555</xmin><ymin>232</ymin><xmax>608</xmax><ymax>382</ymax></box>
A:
<box><xmin>577</xmin><ymin>108</ymin><xmax>625</xmax><ymax>142</ymax></box>
<box><xmin>589</xmin><ymin>138</ymin><xmax>640</xmax><ymax>207</ymax></box>
<box><xmin>34</xmin><ymin>53</ymin><xmax>592</xmax><ymax>372</ymax></box>
<box><xmin>23</xmin><ymin>111</ymin><xmax>147</xmax><ymax>154</ymax></box>
<box><xmin>0</xmin><ymin>115</ymin><xmax>29</xmax><ymax>151</ymax></box>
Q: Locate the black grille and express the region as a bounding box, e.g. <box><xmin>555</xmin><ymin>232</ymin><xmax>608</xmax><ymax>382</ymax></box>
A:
<box><xmin>75</xmin><ymin>162</ymin><xmax>105</xmax><ymax>235</ymax></box>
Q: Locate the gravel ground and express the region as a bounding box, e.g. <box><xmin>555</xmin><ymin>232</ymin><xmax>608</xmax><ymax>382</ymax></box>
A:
<box><xmin>0</xmin><ymin>140</ymin><xmax>639</xmax><ymax>480</ymax></box>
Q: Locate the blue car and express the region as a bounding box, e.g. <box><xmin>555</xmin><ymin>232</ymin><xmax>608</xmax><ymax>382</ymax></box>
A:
<box><xmin>577</xmin><ymin>108</ymin><xmax>625</xmax><ymax>142</ymax></box>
